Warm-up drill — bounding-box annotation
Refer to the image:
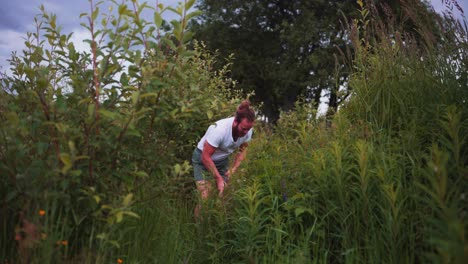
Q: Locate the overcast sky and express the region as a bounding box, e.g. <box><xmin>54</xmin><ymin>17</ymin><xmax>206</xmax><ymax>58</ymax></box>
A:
<box><xmin>0</xmin><ymin>0</ymin><xmax>182</xmax><ymax>74</ymax></box>
<box><xmin>0</xmin><ymin>0</ymin><xmax>466</xmax><ymax>75</ymax></box>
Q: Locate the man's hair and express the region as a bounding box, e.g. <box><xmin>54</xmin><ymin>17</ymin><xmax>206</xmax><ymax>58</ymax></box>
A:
<box><xmin>235</xmin><ymin>100</ymin><xmax>255</xmax><ymax>122</ymax></box>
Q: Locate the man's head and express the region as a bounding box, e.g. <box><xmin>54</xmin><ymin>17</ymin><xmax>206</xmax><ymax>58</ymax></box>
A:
<box><xmin>235</xmin><ymin>118</ymin><xmax>254</xmax><ymax>137</ymax></box>
<box><xmin>235</xmin><ymin>100</ymin><xmax>255</xmax><ymax>122</ymax></box>
<box><xmin>234</xmin><ymin>100</ymin><xmax>255</xmax><ymax>137</ymax></box>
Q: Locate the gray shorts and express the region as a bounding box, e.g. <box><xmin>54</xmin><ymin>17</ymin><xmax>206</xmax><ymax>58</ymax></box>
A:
<box><xmin>192</xmin><ymin>148</ymin><xmax>229</xmax><ymax>182</ymax></box>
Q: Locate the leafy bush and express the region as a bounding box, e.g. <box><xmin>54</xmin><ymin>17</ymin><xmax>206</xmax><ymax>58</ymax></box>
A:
<box><xmin>0</xmin><ymin>0</ymin><xmax>241</xmax><ymax>261</ymax></box>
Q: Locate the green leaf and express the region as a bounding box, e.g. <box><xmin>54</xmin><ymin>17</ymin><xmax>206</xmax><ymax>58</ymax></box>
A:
<box><xmin>123</xmin><ymin>193</ymin><xmax>133</xmax><ymax>207</ymax></box>
<box><xmin>75</xmin><ymin>155</ymin><xmax>90</xmax><ymax>160</ymax></box>
<box><xmin>135</xmin><ymin>108</ymin><xmax>151</xmax><ymax>117</ymax></box>
<box><xmin>161</xmin><ymin>37</ymin><xmax>176</xmax><ymax>50</ymax></box>
<box><xmin>167</xmin><ymin>7</ymin><xmax>182</xmax><ymax>16</ymax></box>
<box><xmin>131</xmin><ymin>91</ymin><xmax>140</xmax><ymax>105</ymax></box>
<box><xmin>132</xmin><ymin>171</ymin><xmax>148</xmax><ymax>178</ymax></box>
<box><xmin>294</xmin><ymin>207</ymin><xmax>305</xmax><ymax>217</ymax></box>
<box><xmin>79</xmin><ymin>98</ymin><xmax>93</xmax><ymax>105</ymax></box>
<box><xmin>170</xmin><ymin>20</ymin><xmax>182</xmax><ymax>34</ymax></box>
<box><xmin>60</xmin><ymin>153</ymin><xmax>72</xmax><ymax>173</ymax></box>
<box><xmin>92</xmin><ymin>7</ymin><xmax>99</xmax><ymax>21</ymax></box>
<box><xmin>93</xmin><ymin>195</ymin><xmax>101</xmax><ymax>204</ymax></box>
<box><xmin>25</xmin><ymin>67</ymin><xmax>35</xmax><ymax>80</ymax></box>
<box><xmin>96</xmin><ymin>233</ymin><xmax>107</xmax><ymax>240</ymax></box>
<box><xmin>123</xmin><ymin>211</ymin><xmax>140</xmax><ymax>219</ymax></box>
<box><xmin>50</xmin><ymin>15</ymin><xmax>57</xmax><ymax>29</ymax></box>
<box><xmin>154</xmin><ymin>12</ymin><xmax>163</xmax><ymax>27</ymax></box>
<box><xmin>126</xmin><ymin>129</ymin><xmax>141</xmax><ymax>137</ymax></box>
<box><xmin>186</xmin><ymin>0</ymin><xmax>196</xmax><ymax>10</ymax></box>
<box><xmin>69</xmin><ymin>170</ymin><xmax>82</xmax><ymax>177</ymax></box>
<box><xmin>294</xmin><ymin>207</ymin><xmax>312</xmax><ymax>217</ymax></box>
<box><xmin>128</xmin><ymin>65</ymin><xmax>139</xmax><ymax>78</ymax></box>
<box><xmin>138</xmin><ymin>2</ymin><xmax>148</xmax><ymax>14</ymax></box>
<box><xmin>69</xmin><ymin>141</ymin><xmax>76</xmax><ymax>153</ymax></box>
<box><xmin>182</xmin><ymin>31</ymin><xmax>194</xmax><ymax>44</ymax></box>
<box><xmin>207</xmin><ymin>110</ymin><xmax>213</xmax><ymax>119</ymax></box>
<box><xmin>174</xmin><ymin>164</ymin><xmax>181</xmax><ymax>175</ymax></box>
<box><xmin>117</xmin><ymin>23</ymin><xmax>129</xmax><ymax>33</ymax></box>
<box><xmin>116</xmin><ymin>211</ymin><xmax>123</xmax><ymax>223</ymax></box>
<box><xmin>87</xmin><ymin>104</ymin><xmax>95</xmax><ymax>118</ymax></box>
<box><xmin>120</xmin><ymin>72</ymin><xmax>129</xmax><ymax>86</ymax></box>
<box><xmin>180</xmin><ymin>50</ymin><xmax>196</xmax><ymax>58</ymax></box>
<box><xmin>99</xmin><ymin>109</ymin><xmax>118</xmax><ymax>119</ymax></box>
<box><xmin>109</xmin><ymin>240</ymin><xmax>120</xmax><ymax>248</ymax></box>
<box><xmin>118</xmin><ymin>4</ymin><xmax>127</xmax><ymax>15</ymax></box>
<box><xmin>186</xmin><ymin>10</ymin><xmax>202</xmax><ymax>21</ymax></box>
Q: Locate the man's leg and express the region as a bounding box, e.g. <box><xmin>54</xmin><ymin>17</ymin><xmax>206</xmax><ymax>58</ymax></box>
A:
<box><xmin>195</xmin><ymin>180</ymin><xmax>212</xmax><ymax>219</ymax></box>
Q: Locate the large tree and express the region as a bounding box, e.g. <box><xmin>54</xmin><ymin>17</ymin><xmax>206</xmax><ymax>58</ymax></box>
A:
<box><xmin>192</xmin><ymin>0</ymin><xmax>442</xmax><ymax>122</ymax></box>
<box><xmin>192</xmin><ymin>0</ymin><xmax>358</xmax><ymax>122</ymax></box>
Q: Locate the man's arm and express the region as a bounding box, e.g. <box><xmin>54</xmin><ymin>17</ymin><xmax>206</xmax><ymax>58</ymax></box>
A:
<box><xmin>201</xmin><ymin>141</ymin><xmax>225</xmax><ymax>193</ymax></box>
<box><xmin>226</xmin><ymin>142</ymin><xmax>248</xmax><ymax>179</ymax></box>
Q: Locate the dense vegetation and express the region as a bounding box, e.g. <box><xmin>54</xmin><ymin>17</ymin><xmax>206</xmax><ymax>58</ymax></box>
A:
<box><xmin>192</xmin><ymin>0</ymin><xmax>441</xmax><ymax>122</ymax></box>
<box><xmin>1</xmin><ymin>0</ymin><xmax>466</xmax><ymax>263</ymax></box>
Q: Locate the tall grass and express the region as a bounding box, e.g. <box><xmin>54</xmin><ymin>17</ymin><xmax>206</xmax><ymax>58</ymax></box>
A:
<box><xmin>177</xmin><ymin>2</ymin><xmax>467</xmax><ymax>263</ymax></box>
<box><xmin>194</xmin><ymin>108</ymin><xmax>464</xmax><ymax>263</ymax></box>
<box><xmin>119</xmin><ymin>199</ymin><xmax>194</xmax><ymax>263</ymax></box>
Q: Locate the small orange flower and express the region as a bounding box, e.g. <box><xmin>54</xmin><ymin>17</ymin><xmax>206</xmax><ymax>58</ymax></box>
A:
<box><xmin>39</xmin><ymin>210</ymin><xmax>46</xmax><ymax>216</ymax></box>
<box><xmin>56</xmin><ymin>240</ymin><xmax>68</xmax><ymax>246</ymax></box>
<box><xmin>117</xmin><ymin>258</ymin><xmax>123</xmax><ymax>264</ymax></box>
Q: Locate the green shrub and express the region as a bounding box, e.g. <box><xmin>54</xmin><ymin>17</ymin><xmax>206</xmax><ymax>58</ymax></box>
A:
<box><xmin>0</xmin><ymin>0</ymin><xmax>240</xmax><ymax>262</ymax></box>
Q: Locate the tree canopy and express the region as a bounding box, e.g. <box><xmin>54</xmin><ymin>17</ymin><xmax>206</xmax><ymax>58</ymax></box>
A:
<box><xmin>192</xmin><ymin>0</ymin><xmax>443</xmax><ymax>122</ymax></box>
<box><xmin>192</xmin><ymin>0</ymin><xmax>358</xmax><ymax>122</ymax></box>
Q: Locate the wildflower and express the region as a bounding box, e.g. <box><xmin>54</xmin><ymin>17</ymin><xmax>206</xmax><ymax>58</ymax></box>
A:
<box><xmin>117</xmin><ymin>258</ymin><xmax>123</xmax><ymax>264</ymax></box>
<box><xmin>41</xmin><ymin>233</ymin><xmax>47</xmax><ymax>240</ymax></box>
<box><xmin>39</xmin><ymin>210</ymin><xmax>46</xmax><ymax>216</ymax></box>
<box><xmin>56</xmin><ymin>240</ymin><xmax>68</xmax><ymax>246</ymax></box>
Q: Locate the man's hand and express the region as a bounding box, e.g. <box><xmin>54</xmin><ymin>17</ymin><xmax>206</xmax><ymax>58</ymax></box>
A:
<box><xmin>226</xmin><ymin>143</ymin><xmax>248</xmax><ymax>181</ymax></box>
<box><xmin>216</xmin><ymin>177</ymin><xmax>225</xmax><ymax>195</ymax></box>
<box><xmin>225</xmin><ymin>169</ymin><xmax>234</xmax><ymax>179</ymax></box>
<box><xmin>202</xmin><ymin>141</ymin><xmax>226</xmax><ymax>195</ymax></box>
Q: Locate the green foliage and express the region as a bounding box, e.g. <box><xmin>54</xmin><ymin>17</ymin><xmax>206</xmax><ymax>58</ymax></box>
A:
<box><xmin>178</xmin><ymin>2</ymin><xmax>467</xmax><ymax>263</ymax></box>
<box><xmin>193</xmin><ymin>0</ymin><xmax>360</xmax><ymax>122</ymax></box>
<box><xmin>0</xmin><ymin>0</ymin><xmax>241</xmax><ymax>261</ymax></box>
<box><xmin>193</xmin><ymin>0</ymin><xmax>443</xmax><ymax>122</ymax></box>
<box><xmin>195</xmin><ymin>100</ymin><xmax>465</xmax><ymax>263</ymax></box>
<box><xmin>344</xmin><ymin>0</ymin><xmax>468</xmax><ymax>151</ymax></box>
<box><xmin>1</xmin><ymin>1</ymin><xmax>466</xmax><ymax>263</ymax></box>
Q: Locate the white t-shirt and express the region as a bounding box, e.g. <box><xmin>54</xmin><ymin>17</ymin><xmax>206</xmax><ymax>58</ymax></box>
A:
<box><xmin>197</xmin><ymin>117</ymin><xmax>253</xmax><ymax>161</ymax></box>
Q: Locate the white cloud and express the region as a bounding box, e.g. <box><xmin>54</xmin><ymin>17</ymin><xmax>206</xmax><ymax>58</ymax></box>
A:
<box><xmin>0</xmin><ymin>29</ymin><xmax>27</xmax><ymax>74</ymax></box>
<box><xmin>69</xmin><ymin>28</ymin><xmax>92</xmax><ymax>54</ymax></box>
<box><xmin>41</xmin><ymin>0</ymin><xmax>64</xmax><ymax>14</ymax></box>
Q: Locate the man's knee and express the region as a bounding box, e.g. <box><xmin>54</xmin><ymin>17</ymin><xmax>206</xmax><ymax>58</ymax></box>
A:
<box><xmin>196</xmin><ymin>180</ymin><xmax>212</xmax><ymax>199</ymax></box>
